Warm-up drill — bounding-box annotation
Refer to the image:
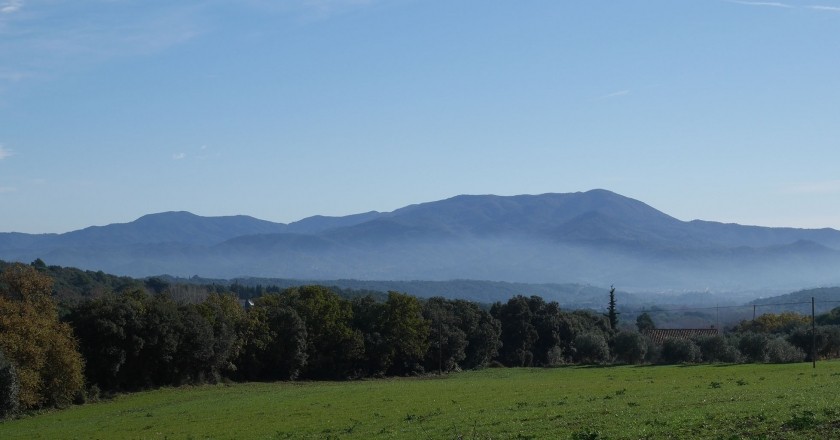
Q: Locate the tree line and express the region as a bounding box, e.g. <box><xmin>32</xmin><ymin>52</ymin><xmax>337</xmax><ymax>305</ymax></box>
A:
<box><xmin>3</xmin><ymin>261</ymin><xmax>840</xmax><ymax>419</ymax></box>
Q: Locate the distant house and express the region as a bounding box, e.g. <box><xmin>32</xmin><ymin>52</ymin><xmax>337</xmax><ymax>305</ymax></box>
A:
<box><xmin>642</xmin><ymin>328</ymin><xmax>719</xmax><ymax>345</ymax></box>
<box><xmin>237</xmin><ymin>298</ymin><xmax>255</xmax><ymax>309</ymax></box>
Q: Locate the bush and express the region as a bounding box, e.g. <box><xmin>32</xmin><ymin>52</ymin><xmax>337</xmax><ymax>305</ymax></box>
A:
<box><xmin>738</xmin><ymin>333</ymin><xmax>769</xmax><ymax>363</ymax></box>
<box><xmin>765</xmin><ymin>338</ymin><xmax>805</xmax><ymax>363</ymax></box>
<box><xmin>573</xmin><ymin>333</ymin><xmax>610</xmax><ymax>364</ymax></box>
<box><xmin>695</xmin><ymin>335</ymin><xmax>742</xmax><ymax>363</ymax></box>
<box><xmin>660</xmin><ymin>338</ymin><xmax>701</xmax><ymax>364</ymax></box>
<box><xmin>0</xmin><ymin>349</ymin><xmax>19</xmax><ymax>419</ymax></box>
<box><xmin>612</xmin><ymin>331</ymin><xmax>647</xmax><ymax>364</ymax></box>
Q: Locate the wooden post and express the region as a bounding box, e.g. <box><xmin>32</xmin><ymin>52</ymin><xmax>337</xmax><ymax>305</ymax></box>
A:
<box><xmin>812</xmin><ymin>297</ymin><xmax>816</xmax><ymax>369</ymax></box>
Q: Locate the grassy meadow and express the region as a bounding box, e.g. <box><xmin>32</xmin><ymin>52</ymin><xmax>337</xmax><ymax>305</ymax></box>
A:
<box><xmin>2</xmin><ymin>361</ymin><xmax>840</xmax><ymax>439</ymax></box>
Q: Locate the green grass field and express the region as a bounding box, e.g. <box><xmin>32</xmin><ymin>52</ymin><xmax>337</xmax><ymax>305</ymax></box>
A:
<box><xmin>3</xmin><ymin>361</ymin><xmax>840</xmax><ymax>439</ymax></box>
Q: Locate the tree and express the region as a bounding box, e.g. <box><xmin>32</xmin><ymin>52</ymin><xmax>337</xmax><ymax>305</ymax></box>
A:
<box><xmin>0</xmin><ymin>264</ymin><xmax>84</xmax><ymax>409</ymax></box>
<box><xmin>605</xmin><ymin>285</ymin><xmax>619</xmax><ymax>331</ymax></box>
<box><xmin>636</xmin><ymin>312</ymin><xmax>655</xmax><ymax>333</ymax></box>
<box><xmin>237</xmin><ymin>295</ymin><xmax>308</xmax><ymax>380</ymax></box>
<box><xmin>351</xmin><ymin>296</ymin><xmax>393</xmax><ymax>377</ymax></box>
<box><xmin>491</xmin><ymin>296</ymin><xmax>538</xmax><ymax>367</ymax></box>
<box><xmin>660</xmin><ymin>338</ymin><xmax>701</xmax><ymax>363</ymax></box>
<box><xmin>68</xmin><ymin>290</ymin><xmax>147</xmax><ymax>391</ymax></box>
<box><xmin>196</xmin><ymin>292</ymin><xmax>246</xmax><ymax>381</ymax></box>
<box><xmin>573</xmin><ymin>332</ymin><xmax>611</xmax><ymax>364</ymax></box>
<box><xmin>695</xmin><ymin>335</ymin><xmax>741</xmax><ymax>363</ymax></box>
<box><xmin>174</xmin><ymin>304</ymin><xmax>215</xmax><ymax>384</ymax></box>
<box><xmin>765</xmin><ymin>337</ymin><xmax>804</xmax><ymax>363</ymax></box>
<box><xmin>0</xmin><ymin>349</ymin><xmax>19</xmax><ymax>419</ymax></box>
<box><xmin>737</xmin><ymin>333</ymin><xmax>769</xmax><ymax>363</ymax></box>
<box><xmin>612</xmin><ymin>331</ymin><xmax>647</xmax><ymax>364</ymax></box>
<box><xmin>452</xmin><ymin>300</ymin><xmax>501</xmax><ymax>369</ymax></box>
<box><xmin>422</xmin><ymin>298</ymin><xmax>467</xmax><ymax>373</ymax></box>
<box><xmin>382</xmin><ymin>292</ymin><xmax>429</xmax><ymax>376</ymax></box>
<box><xmin>277</xmin><ymin>286</ymin><xmax>363</xmax><ymax>379</ymax></box>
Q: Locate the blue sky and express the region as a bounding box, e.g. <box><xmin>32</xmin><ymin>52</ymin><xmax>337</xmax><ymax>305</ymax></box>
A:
<box><xmin>1</xmin><ymin>0</ymin><xmax>839</xmax><ymax>233</ymax></box>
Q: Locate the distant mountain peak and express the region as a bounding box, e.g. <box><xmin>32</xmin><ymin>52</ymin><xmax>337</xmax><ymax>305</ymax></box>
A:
<box><xmin>2</xmin><ymin>190</ymin><xmax>840</xmax><ymax>290</ymax></box>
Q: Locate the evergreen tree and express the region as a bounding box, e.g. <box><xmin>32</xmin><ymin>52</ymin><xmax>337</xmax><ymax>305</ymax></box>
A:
<box><xmin>606</xmin><ymin>285</ymin><xmax>619</xmax><ymax>330</ymax></box>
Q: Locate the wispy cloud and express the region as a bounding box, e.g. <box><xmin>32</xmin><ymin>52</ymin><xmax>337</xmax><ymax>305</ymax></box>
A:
<box><xmin>596</xmin><ymin>90</ymin><xmax>631</xmax><ymax>100</ymax></box>
<box><xmin>0</xmin><ymin>186</ymin><xmax>16</xmax><ymax>193</ymax></box>
<box><xmin>0</xmin><ymin>144</ymin><xmax>13</xmax><ymax>160</ymax></box>
<box><xmin>783</xmin><ymin>180</ymin><xmax>840</xmax><ymax>195</ymax></box>
<box><xmin>303</xmin><ymin>0</ymin><xmax>375</xmax><ymax>13</ymax></box>
<box><xmin>808</xmin><ymin>5</ymin><xmax>840</xmax><ymax>12</ymax></box>
<box><xmin>728</xmin><ymin>1</ymin><xmax>840</xmax><ymax>12</ymax></box>
<box><xmin>0</xmin><ymin>0</ymin><xmax>22</xmax><ymax>14</ymax></box>
<box><xmin>729</xmin><ymin>1</ymin><xmax>793</xmax><ymax>7</ymax></box>
<box><xmin>173</xmin><ymin>152</ymin><xmax>187</xmax><ymax>160</ymax></box>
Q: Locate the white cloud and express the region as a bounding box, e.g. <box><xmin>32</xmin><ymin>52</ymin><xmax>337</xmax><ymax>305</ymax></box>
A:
<box><xmin>173</xmin><ymin>152</ymin><xmax>187</xmax><ymax>160</ymax></box>
<box><xmin>0</xmin><ymin>186</ymin><xmax>16</xmax><ymax>193</ymax></box>
<box><xmin>0</xmin><ymin>0</ymin><xmax>22</xmax><ymax>14</ymax></box>
<box><xmin>0</xmin><ymin>144</ymin><xmax>13</xmax><ymax>160</ymax></box>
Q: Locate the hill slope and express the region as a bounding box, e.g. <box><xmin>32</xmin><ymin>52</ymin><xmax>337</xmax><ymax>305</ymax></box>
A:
<box><xmin>2</xmin><ymin>190</ymin><xmax>839</xmax><ymax>291</ymax></box>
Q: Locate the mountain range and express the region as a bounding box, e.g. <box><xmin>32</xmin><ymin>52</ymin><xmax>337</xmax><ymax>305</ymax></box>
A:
<box><xmin>2</xmin><ymin>189</ymin><xmax>839</xmax><ymax>291</ymax></box>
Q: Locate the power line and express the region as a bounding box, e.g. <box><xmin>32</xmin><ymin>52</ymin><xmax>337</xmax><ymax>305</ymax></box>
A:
<box><xmin>628</xmin><ymin>300</ymin><xmax>840</xmax><ymax>315</ymax></box>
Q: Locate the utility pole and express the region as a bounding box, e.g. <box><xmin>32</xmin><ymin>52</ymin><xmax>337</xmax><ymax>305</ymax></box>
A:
<box><xmin>438</xmin><ymin>316</ymin><xmax>443</xmax><ymax>375</ymax></box>
<box><xmin>812</xmin><ymin>297</ymin><xmax>816</xmax><ymax>369</ymax></box>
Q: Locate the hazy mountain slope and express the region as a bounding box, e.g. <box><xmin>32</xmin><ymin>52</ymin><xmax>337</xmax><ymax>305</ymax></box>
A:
<box><xmin>2</xmin><ymin>190</ymin><xmax>840</xmax><ymax>291</ymax></box>
<box><xmin>285</xmin><ymin>211</ymin><xmax>383</xmax><ymax>234</ymax></box>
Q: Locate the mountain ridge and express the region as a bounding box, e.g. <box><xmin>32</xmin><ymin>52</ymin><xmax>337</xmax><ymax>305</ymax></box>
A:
<box><xmin>2</xmin><ymin>189</ymin><xmax>839</xmax><ymax>291</ymax></box>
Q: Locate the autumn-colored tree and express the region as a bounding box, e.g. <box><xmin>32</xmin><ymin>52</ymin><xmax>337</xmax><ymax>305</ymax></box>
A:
<box><xmin>0</xmin><ymin>263</ymin><xmax>84</xmax><ymax>410</ymax></box>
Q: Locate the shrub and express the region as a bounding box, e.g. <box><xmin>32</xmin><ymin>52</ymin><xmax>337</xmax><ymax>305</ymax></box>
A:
<box><xmin>695</xmin><ymin>335</ymin><xmax>742</xmax><ymax>363</ymax></box>
<box><xmin>660</xmin><ymin>338</ymin><xmax>701</xmax><ymax>364</ymax></box>
<box><xmin>765</xmin><ymin>337</ymin><xmax>805</xmax><ymax>363</ymax></box>
<box><xmin>738</xmin><ymin>333</ymin><xmax>769</xmax><ymax>363</ymax></box>
<box><xmin>612</xmin><ymin>331</ymin><xmax>647</xmax><ymax>364</ymax></box>
<box><xmin>573</xmin><ymin>332</ymin><xmax>610</xmax><ymax>364</ymax></box>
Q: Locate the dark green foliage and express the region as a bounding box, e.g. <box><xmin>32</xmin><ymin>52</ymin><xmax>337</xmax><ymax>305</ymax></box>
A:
<box><xmin>196</xmin><ymin>293</ymin><xmax>246</xmax><ymax>381</ymax></box>
<box><xmin>765</xmin><ymin>337</ymin><xmax>804</xmax><ymax>363</ymax></box>
<box><xmin>612</xmin><ymin>331</ymin><xmax>647</xmax><ymax>364</ymax></box>
<box><xmin>573</xmin><ymin>332</ymin><xmax>610</xmax><ymax>364</ymax></box>
<box><xmin>351</xmin><ymin>296</ymin><xmax>393</xmax><ymax>376</ymax></box>
<box><xmin>816</xmin><ymin>306</ymin><xmax>840</xmax><ymax>326</ymax></box>
<box><xmin>422</xmin><ymin>297</ymin><xmax>467</xmax><ymax>373</ymax></box>
<box><xmin>382</xmin><ymin>292</ymin><xmax>429</xmax><ymax>376</ymax></box>
<box><xmin>276</xmin><ymin>286</ymin><xmax>363</xmax><ymax>379</ymax></box>
<box><xmin>238</xmin><ymin>297</ymin><xmax>308</xmax><ymax>380</ymax></box>
<box><xmin>530</xmin><ymin>298</ymin><xmax>566</xmax><ymax>367</ymax></box>
<box><xmin>174</xmin><ymin>305</ymin><xmax>215</xmax><ymax>383</ymax></box>
<box><xmin>68</xmin><ymin>291</ymin><xmax>148</xmax><ymax>390</ymax></box>
<box><xmin>419</xmin><ymin>297</ymin><xmax>502</xmax><ymax>372</ymax></box>
<box><xmin>737</xmin><ymin>333</ymin><xmax>769</xmax><ymax>363</ymax></box>
<box><xmin>452</xmin><ymin>300</ymin><xmax>501</xmax><ymax>369</ymax></box>
<box><xmin>136</xmin><ymin>293</ymin><xmax>183</xmax><ymax>387</ymax></box>
<box><xmin>694</xmin><ymin>335</ymin><xmax>741</xmax><ymax>363</ymax></box>
<box><xmin>606</xmin><ymin>286</ymin><xmax>619</xmax><ymax>331</ymax></box>
<box><xmin>0</xmin><ymin>349</ymin><xmax>19</xmax><ymax>419</ymax></box>
<box><xmin>491</xmin><ymin>296</ymin><xmax>538</xmax><ymax>367</ymax></box>
<box><xmin>660</xmin><ymin>338</ymin><xmax>701</xmax><ymax>363</ymax></box>
<box><xmin>788</xmin><ymin>325</ymin><xmax>840</xmax><ymax>360</ymax></box>
<box><xmin>635</xmin><ymin>312</ymin><xmax>655</xmax><ymax>332</ymax></box>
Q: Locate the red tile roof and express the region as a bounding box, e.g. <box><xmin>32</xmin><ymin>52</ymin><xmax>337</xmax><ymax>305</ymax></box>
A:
<box><xmin>643</xmin><ymin>328</ymin><xmax>719</xmax><ymax>345</ymax></box>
